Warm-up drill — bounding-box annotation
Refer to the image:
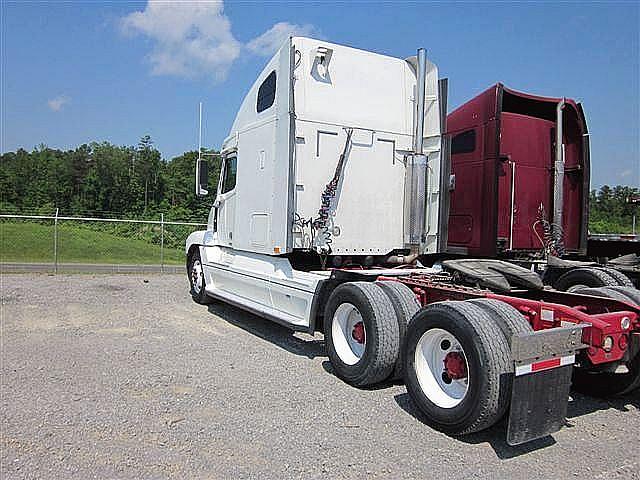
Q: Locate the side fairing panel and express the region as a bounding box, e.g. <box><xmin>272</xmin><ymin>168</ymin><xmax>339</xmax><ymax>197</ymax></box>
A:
<box><xmin>200</xmin><ymin>245</ymin><xmax>322</xmax><ymax>329</ymax></box>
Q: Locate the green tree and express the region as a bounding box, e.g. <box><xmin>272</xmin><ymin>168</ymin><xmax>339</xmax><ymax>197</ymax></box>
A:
<box><xmin>589</xmin><ymin>185</ymin><xmax>639</xmax><ymax>233</ymax></box>
<box><xmin>0</xmin><ymin>139</ymin><xmax>220</xmax><ymax>222</ymax></box>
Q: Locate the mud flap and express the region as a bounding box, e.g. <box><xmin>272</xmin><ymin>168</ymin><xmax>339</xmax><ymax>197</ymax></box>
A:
<box><xmin>507</xmin><ymin>365</ymin><xmax>573</xmax><ymax>445</ymax></box>
<box><xmin>507</xmin><ymin>325</ymin><xmax>588</xmax><ymax>446</ymax></box>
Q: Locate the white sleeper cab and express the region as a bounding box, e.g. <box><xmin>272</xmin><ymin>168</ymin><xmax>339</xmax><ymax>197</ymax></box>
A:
<box><xmin>186</xmin><ymin>36</ymin><xmax>446</xmax><ymax>330</ymax></box>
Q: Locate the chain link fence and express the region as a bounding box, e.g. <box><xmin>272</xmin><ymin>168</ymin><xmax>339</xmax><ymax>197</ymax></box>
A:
<box><xmin>0</xmin><ymin>212</ymin><xmax>207</xmax><ymax>273</ymax></box>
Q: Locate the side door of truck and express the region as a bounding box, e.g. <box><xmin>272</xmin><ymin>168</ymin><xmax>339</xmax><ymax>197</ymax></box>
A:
<box><xmin>215</xmin><ymin>152</ymin><xmax>237</xmax><ymax>247</ymax></box>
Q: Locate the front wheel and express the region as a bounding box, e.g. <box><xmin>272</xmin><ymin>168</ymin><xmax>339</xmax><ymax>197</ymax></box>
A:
<box><xmin>187</xmin><ymin>248</ymin><xmax>210</xmax><ymax>305</ymax></box>
<box><xmin>403</xmin><ymin>301</ymin><xmax>512</xmax><ymax>435</ymax></box>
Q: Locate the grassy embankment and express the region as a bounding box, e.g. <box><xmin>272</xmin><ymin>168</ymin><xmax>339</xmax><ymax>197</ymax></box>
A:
<box><xmin>1</xmin><ymin>221</ymin><xmax>184</xmax><ymax>264</ymax></box>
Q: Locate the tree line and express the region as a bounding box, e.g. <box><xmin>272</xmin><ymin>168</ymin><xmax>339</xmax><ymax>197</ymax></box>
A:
<box><xmin>589</xmin><ymin>184</ymin><xmax>639</xmax><ymax>234</ymax></box>
<box><xmin>0</xmin><ymin>136</ymin><xmax>221</xmax><ymax>221</ymax></box>
<box><xmin>1</xmin><ymin>137</ymin><xmax>638</xmax><ymax>233</ymax></box>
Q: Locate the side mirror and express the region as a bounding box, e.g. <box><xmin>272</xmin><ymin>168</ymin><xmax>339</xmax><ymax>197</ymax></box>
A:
<box><xmin>195</xmin><ymin>159</ymin><xmax>209</xmax><ymax>196</ymax></box>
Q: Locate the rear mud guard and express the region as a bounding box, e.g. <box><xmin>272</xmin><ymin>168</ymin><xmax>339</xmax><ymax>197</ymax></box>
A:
<box><xmin>507</xmin><ymin>325</ymin><xmax>588</xmax><ymax>445</ymax></box>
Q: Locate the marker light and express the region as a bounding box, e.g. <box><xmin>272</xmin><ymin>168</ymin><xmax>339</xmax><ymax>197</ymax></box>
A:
<box><xmin>619</xmin><ymin>335</ymin><xmax>628</xmax><ymax>351</ymax></box>
<box><xmin>602</xmin><ymin>336</ymin><xmax>614</xmax><ymax>352</ymax></box>
<box><xmin>620</xmin><ymin>317</ymin><xmax>631</xmax><ymax>330</ymax></box>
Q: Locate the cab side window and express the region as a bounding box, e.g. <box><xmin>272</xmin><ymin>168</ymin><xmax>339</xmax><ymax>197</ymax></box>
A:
<box><xmin>221</xmin><ymin>156</ymin><xmax>237</xmax><ymax>193</ymax></box>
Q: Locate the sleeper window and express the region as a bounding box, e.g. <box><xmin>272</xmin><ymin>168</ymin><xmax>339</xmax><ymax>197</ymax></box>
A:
<box><xmin>256</xmin><ymin>71</ymin><xmax>276</xmax><ymax>113</ymax></box>
<box><xmin>451</xmin><ymin>129</ymin><xmax>476</xmax><ymax>155</ymax></box>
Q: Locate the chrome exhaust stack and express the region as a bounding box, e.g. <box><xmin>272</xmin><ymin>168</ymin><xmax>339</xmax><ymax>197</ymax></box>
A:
<box><xmin>404</xmin><ymin>48</ymin><xmax>428</xmax><ymax>250</ymax></box>
<box><xmin>553</xmin><ymin>99</ymin><xmax>566</xmax><ymax>231</ymax></box>
<box><xmin>413</xmin><ymin>48</ymin><xmax>427</xmax><ymax>155</ymax></box>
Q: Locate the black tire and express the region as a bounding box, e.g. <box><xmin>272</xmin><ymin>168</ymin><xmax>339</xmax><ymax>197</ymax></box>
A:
<box><xmin>467</xmin><ymin>298</ymin><xmax>533</xmax><ymax>345</ymax></box>
<box><xmin>376</xmin><ymin>281</ymin><xmax>421</xmax><ymax>379</ymax></box>
<box><xmin>187</xmin><ymin>248</ymin><xmax>210</xmax><ymax>305</ymax></box>
<box><xmin>554</xmin><ymin>267</ymin><xmax>619</xmax><ymax>292</ymax></box>
<box><xmin>324</xmin><ymin>282</ymin><xmax>400</xmax><ymax>387</ymax></box>
<box><xmin>572</xmin><ymin>354</ymin><xmax>640</xmax><ymax>397</ymax></box>
<box><xmin>403</xmin><ymin>301</ymin><xmax>512</xmax><ymax>435</ymax></box>
<box><xmin>595</xmin><ymin>267</ymin><xmax>634</xmax><ymax>287</ymax></box>
<box><xmin>573</xmin><ymin>286</ymin><xmax>638</xmax><ymax>305</ymax></box>
<box><xmin>607</xmin><ymin>286</ymin><xmax>640</xmax><ymax>306</ymax></box>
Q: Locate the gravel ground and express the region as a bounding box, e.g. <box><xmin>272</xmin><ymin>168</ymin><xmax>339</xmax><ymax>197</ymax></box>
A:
<box><xmin>1</xmin><ymin>274</ymin><xmax>639</xmax><ymax>479</ymax></box>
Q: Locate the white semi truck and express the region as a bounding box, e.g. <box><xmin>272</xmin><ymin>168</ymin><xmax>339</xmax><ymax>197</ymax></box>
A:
<box><xmin>186</xmin><ymin>37</ymin><xmax>640</xmax><ymax>445</ymax></box>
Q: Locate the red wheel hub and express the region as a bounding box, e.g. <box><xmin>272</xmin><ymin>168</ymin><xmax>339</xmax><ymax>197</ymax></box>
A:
<box><xmin>351</xmin><ymin>322</ymin><xmax>365</xmax><ymax>344</ymax></box>
<box><xmin>443</xmin><ymin>351</ymin><xmax>467</xmax><ymax>380</ymax></box>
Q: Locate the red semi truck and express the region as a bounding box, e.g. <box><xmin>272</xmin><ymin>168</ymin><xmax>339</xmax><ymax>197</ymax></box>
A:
<box><xmin>446</xmin><ymin>83</ymin><xmax>639</xmax><ymax>287</ymax></box>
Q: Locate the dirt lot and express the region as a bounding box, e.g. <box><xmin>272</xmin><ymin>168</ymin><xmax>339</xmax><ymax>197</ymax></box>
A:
<box><xmin>1</xmin><ymin>274</ymin><xmax>639</xmax><ymax>479</ymax></box>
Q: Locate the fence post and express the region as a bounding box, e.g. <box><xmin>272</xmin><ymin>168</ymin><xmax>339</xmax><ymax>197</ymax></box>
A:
<box><xmin>54</xmin><ymin>207</ymin><xmax>59</xmax><ymax>274</ymax></box>
<box><xmin>160</xmin><ymin>213</ymin><xmax>164</xmax><ymax>273</ymax></box>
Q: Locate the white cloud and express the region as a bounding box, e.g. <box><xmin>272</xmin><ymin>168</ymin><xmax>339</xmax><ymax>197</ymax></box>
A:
<box><xmin>619</xmin><ymin>169</ymin><xmax>632</xmax><ymax>179</ymax></box>
<box><xmin>121</xmin><ymin>2</ymin><xmax>316</xmax><ymax>81</ymax></box>
<box><xmin>246</xmin><ymin>22</ymin><xmax>317</xmax><ymax>56</ymax></box>
<box><xmin>47</xmin><ymin>95</ymin><xmax>70</xmax><ymax>112</ymax></box>
<box><xmin>121</xmin><ymin>1</ymin><xmax>241</xmax><ymax>81</ymax></box>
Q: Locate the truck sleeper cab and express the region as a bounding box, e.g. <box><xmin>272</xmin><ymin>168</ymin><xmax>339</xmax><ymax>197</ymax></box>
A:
<box><xmin>186</xmin><ymin>37</ymin><xmax>640</xmax><ymax>446</ymax></box>
<box><xmin>447</xmin><ymin>83</ymin><xmax>590</xmax><ymax>259</ymax></box>
<box><xmin>445</xmin><ymin>85</ymin><xmax>639</xmax><ymax>290</ymax></box>
<box><xmin>187</xmin><ymin>37</ymin><xmax>445</xmax><ymax>329</ymax></box>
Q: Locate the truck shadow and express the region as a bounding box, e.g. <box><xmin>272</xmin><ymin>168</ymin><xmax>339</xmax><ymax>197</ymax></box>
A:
<box><xmin>204</xmin><ymin>300</ymin><xmax>400</xmax><ymax>389</ymax></box>
<box><xmin>206</xmin><ymin>302</ymin><xmax>326</xmax><ymax>359</ymax></box>
<box><xmin>320</xmin><ymin>360</ymin><xmax>402</xmax><ymax>390</ymax></box>
<box><xmin>566</xmin><ymin>391</ymin><xmax>639</xmax><ymax>418</ymax></box>
<box><xmin>393</xmin><ymin>392</ymin><xmax>557</xmax><ymax>458</ymax></box>
<box><xmin>393</xmin><ymin>389</ymin><xmax>639</xmax><ymax>459</ymax></box>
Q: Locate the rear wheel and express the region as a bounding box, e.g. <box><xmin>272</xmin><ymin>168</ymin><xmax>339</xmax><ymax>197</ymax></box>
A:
<box><xmin>573</xmin><ymin>286</ymin><xmax>640</xmax><ymax>306</ymax></box>
<box><xmin>403</xmin><ymin>301</ymin><xmax>512</xmax><ymax>435</ymax></box>
<box><xmin>324</xmin><ymin>282</ymin><xmax>400</xmax><ymax>387</ymax></box>
<box><xmin>572</xmin><ymin>354</ymin><xmax>640</xmax><ymax>397</ymax></box>
<box><xmin>595</xmin><ymin>267</ymin><xmax>634</xmax><ymax>288</ymax></box>
<box><xmin>554</xmin><ymin>267</ymin><xmax>619</xmax><ymax>292</ymax></box>
<box><xmin>376</xmin><ymin>281</ymin><xmax>421</xmax><ymax>379</ymax></box>
<box><xmin>607</xmin><ymin>286</ymin><xmax>640</xmax><ymax>306</ymax></box>
<box><xmin>467</xmin><ymin>298</ymin><xmax>533</xmax><ymax>345</ymax></box>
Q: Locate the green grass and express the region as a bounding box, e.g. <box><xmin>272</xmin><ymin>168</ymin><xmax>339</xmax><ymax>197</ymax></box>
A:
<box><xmin>1</xmin><ymin>221</ymin><xmax>184</xmax><ymax>265</ymax></box>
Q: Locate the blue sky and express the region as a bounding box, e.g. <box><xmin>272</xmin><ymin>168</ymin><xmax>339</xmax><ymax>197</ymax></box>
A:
<box><xmin>2</xmin><ymin>1</ymin><xmax>638</xmax><ymax>188</ymax></box>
